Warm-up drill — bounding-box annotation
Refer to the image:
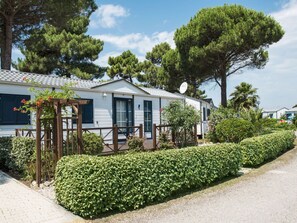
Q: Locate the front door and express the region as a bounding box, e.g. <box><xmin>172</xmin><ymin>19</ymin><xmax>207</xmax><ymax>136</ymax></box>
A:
<box><xmin>114</xmin><ymin>98</ymin><xmax>133</xmax><ymax>138</ymax></box>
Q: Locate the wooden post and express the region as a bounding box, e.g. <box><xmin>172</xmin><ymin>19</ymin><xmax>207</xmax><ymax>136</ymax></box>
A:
<box><xmin>53</xmin><ymin>110</ymin><xmax>58</xmax><ymax>164</ymax></box>
<box><xmin>139</xmin><ymin>124</ymin><xmax>143</xmax><ymax>138</ymax></box>
<box><xmin>56</xmin><ymin>102</ymin><xmax>63</xmax><ymax>160</ymax></box>
<box><xmin>77</xmin><ymin>105</ymin><xmax>83</xmax><ymax>154</ymax></box>
<box><xmin>36</xmin><ymin>108</ymin><xmax>42</xmax><ymax>187</ymax></box>
<box><xmin>153</xmin><ymin>124</ymin><xmax>157</xmax><ymax>150</ymax></box>
<box><xmin>113</xmin><ymin>124</ymin><xmax>118</xmax><ymax>153</ymax></box>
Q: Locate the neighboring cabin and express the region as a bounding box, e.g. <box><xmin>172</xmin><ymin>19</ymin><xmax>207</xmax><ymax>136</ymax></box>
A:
<box><xmin>262</xmin><ymin>107</ymin><xmax>289</xmax><ymax>119</ymax></box>
<box><xmin>0</xmin><ymin>69</ymin><xmax>215</xmax><ymax>138</ymax></box>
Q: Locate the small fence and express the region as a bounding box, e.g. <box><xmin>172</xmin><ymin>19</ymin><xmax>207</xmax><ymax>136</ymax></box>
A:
<box><xmin>15</xmin><ymin>123</ymin><xmax>198</xmax><ymax>185</ymax></box>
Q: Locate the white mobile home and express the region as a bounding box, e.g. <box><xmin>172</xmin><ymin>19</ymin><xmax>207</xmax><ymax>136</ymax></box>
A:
<box><xmin>0</xmin><ymin>70</ymin><xmax>182</xmax><ymax>138</ymax></box>
<box><xmin>0</xmin><ymin>70</ymin><xmax>215</xmax><ymax>139</ymax></box>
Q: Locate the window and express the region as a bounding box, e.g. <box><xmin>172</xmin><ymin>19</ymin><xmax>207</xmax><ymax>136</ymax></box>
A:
<box><xmin>203</xmin><ymin>107</ymin><xmax>206</xmax><ymax>121</ymax></box>
<box><xmin>73</xmin><ymin>99</ymin><xmax>94</xmax><ymax>124</ymax></box>
<box><xmin>144</xmin><ymin>101</ymin><xmax>152</xmax><ymax>138</ymax></box>
<box><xmin>207</xmin><ymin>109</ymin><xmax>211</xmax><ymax>118</ymax></box>
<box><xmin>0</xmin><ymin>94</ymin><xmax>30</xmax><ymax>125</ymax></box>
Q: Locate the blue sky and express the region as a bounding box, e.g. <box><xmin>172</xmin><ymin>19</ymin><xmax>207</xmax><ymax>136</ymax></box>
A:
<box><xmin>12</xmin><ymin>0</ymin><xmax>297</xmax><ymax>109</ymax></box>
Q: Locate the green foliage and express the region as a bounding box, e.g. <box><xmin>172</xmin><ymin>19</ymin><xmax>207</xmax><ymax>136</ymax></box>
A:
<box><xmin>15</xmin><ymin>21</ymin><xmax>104</xmax><ymax>79</ymax></box>
<box><xmin>9</xmin><ymin>137</ymin><xmax>35</xmax><ymax>173</ymax></box>
<box><xmin>1</xmin><ymin>0</ymin><xmax>97</xmax><ymax>70</ymax></box>
<box><xmin>229</xmin><ymin>82</ymin><xmax>260</xmax><ymax>110</ymax></box>
<box><xmin>293</xmin><ymin>115</ymin><xmax>297</xmax><ymax>127</ymax></box>
<box><xmin>158</xmin><ymin>131</ymin><xmax>175</xmax><ymax>150</ymax></box>
<box><xmin>163</xmin><ymin>100</ymin><xmax>200</xmax><ymax>147</ymax></box>
<box><xmin>82</xmin><ymin>132</ymin><xmax>104</xmax><ymax>155</ymax></box>
<box><xmin>108</xmin><ymin>50</ymin><xmax>140</xmax><ymax>83</ymax></box>
<box><xmin>215</xmin><ymin>118</ymin><xmax>254</xmax><ymax>143</ymax></box>
<box><xmin>207</xmin><ymin>106</ymin><xmax>237</xmax><ymax>142</ymax></box>
<box><xmin>174</xmin><ymin>4</ymin><xmax>284</xmax><ymax>106</ymax></box>
<box><xmin>0</xmin><ymin>137</ymin><xmax>12</xmax><ymax>169</ymax></box>
<box><xmin>55</xmin><ymin>143</ymin><xmax>242</xmax><ymax>218</ymax></box>
<box><xmin>127</xmin><ymin>136</ymin><xmax>144</xmax><ymax>151</ymax></box>
<box><xmin>240</xmin><ymin>130</ymin><xmax>295</xmax><ymax>166</ymax></box>
<box><xmin>70</xmin><ymin>132</ymin><xmax>104</xmax><ymax>155</ymax></box>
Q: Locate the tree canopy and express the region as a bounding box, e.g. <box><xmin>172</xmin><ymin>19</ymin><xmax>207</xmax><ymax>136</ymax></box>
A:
<box><xmin>0</xmin><ymin>0</ymin><xmax>97</xmax><ymax>70</ymax></box>
<box><xmin>15</xmin><ymin>17</ymin><xmax>104</xmax><ymax>79</ymax></box>
<box><xmin>107</xmin><ymin>50</ymin><xmax>140</xmax><ymax>83</ymax></box>
<box><xmin>229</xmin><ymin>82</ymin><xmax>259</xmax><ymax>110</ymax></box>
<box><xmin>174</xmin><ymin>4</ymin><xmax>284</xmax><ymax>107</ymax></box>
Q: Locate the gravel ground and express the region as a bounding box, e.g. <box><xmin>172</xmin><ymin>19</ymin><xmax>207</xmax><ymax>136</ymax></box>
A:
<box><xmin>91</xmin><ymin>147</ymin><xmax>297</xmax><ymax>223</ymax></box>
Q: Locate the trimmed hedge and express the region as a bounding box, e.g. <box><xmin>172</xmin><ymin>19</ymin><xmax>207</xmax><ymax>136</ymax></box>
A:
<box><xmin>240</xmin><ymin>130</ymin><xmax>295</xmax><ymax>166</ymax></box>
<box><xmin>55</xmin><ymin>143</ymin><xmax>242</xmax><ymax>218</ymax></box>
<box><xmin>10</xmin><ymin>137</ymin><xmax>35</xmax><ymax>172</ymax></box>
<box><xmin>0</xmin><ymin>137</ymin><xmax>13</xmax><ymax>169</ymax></box>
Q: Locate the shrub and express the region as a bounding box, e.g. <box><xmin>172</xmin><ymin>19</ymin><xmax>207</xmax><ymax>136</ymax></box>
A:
<box><xmin>215</xmin><ymin>118</ymin><xmax>254</xmax><ymax>143</ymax></box>
<box><xmin>127</xmin><ymin>136</ymin><xmax>144</xmax><ymax>151</ymax></box>
<box><xmin>55</xmin><ymin>143</ymin><xmax>242</xmax><ymax>218</ymax></box>
<box><xmin>158</xmin><ymin>131</ymin><xmax>175</xmax><ymax>150</ymax></box>
<box><xmin>69</xmin><ymin>132</ymin><xmax>104</xmax><ymax>155</ymax></box>
<box><xmin>10</xmin><ymin>137</ymin><xmax>35</xmax><ymax>173</ymax></box>
<box><xmin>240</xmin><ymin>130</ymin><xmax>295</xmax><ymax>166</ymax></box>
<box><xmin>0</xmin><ymin>137</ymin><xmax>13</xmax><ymax>169</ymax></box>
<box><xmin>163</xmin><ymin>100</ymin><xmax>200</xmax><ymax>147</ymax></box>
<box><xmin>81</xmin><ymin>132</ymin><xmax>104</xmax><ymax>155</ymax></box>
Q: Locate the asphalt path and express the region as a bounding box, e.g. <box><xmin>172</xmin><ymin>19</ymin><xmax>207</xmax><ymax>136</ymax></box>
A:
<box><xmin>94</xmin><ymin>147</ymin><xmax>297</xmax><ymax>223</ymax></box>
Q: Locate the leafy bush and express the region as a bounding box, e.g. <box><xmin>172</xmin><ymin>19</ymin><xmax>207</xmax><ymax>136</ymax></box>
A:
<box><xmin>163</xmin><ymin>100</ymin><xmax>200</xmax><ymax>147</ymax></box>
<box><xmin>158</xmin><ymin>131</ymin><xmax>175</xmax><ymax>150</ymax></box>
<box><xmin>82</xmin><ymin>132</ymin><xmax>104</xmax><ymax>155</ymax></box>
<box><xmin>0</xmin><ymin>137</ymin><xmax>12</xmax><ymax>169</ymax></box>
<box><xmin>127</xmin><ymin>136</ymin><xmax>144</xmax><ymax>151</ymax></box>
<box><xmin>240</xmin><ymin>130</ymin><xmax>295</xmax><ymax>166</ymax></box>
<box><xmin>215</xmin><ymin>118</ymin><xmax>254</xmax><ymax>143</ymax></box>
<box><xmin>207</xmin><ymin>106</ymin><xmax>237</xmax><ymax>142</ymax></box>
<box><xmin>55</xmin><ymin>143</ymin><xmax>242</xmax><ymax>218</ymax></box>
<box><xmin>69</xmin><ymin>132</ymin><xmax>104</xmax><ymax>155</ymax></box>
<box><xmin>10</xmin><ymin>137</ymin><xmax>35</xmax><ymax>172</ymax></box>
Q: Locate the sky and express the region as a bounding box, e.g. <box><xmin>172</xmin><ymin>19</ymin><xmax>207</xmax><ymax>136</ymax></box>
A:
<box><xmin>12</xmin><ymin>0</ymin><xmax>297</xmax><ymax>109</ymax></box>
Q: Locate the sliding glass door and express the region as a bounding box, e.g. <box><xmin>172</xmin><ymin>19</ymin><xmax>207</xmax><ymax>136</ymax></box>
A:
<box><xmin>114</xmin><ymin>98</ymin><xmax>133</xmax><ymax>137</ymax></box>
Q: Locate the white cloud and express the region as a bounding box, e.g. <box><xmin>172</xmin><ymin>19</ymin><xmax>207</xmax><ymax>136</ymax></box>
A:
<box><xmin>94</xmin><ymin>51</ymin><xmax>122</xmax><ymax>67</ymax></box>
<box><xmin>202</xmin><ymin>0</ymin><xmax>297</xmax><ymax>108</ymax></box>
<box><xmin>94</xmin><ymin>31</ymin><xmax>175</xmax><ymax>54</ymax></box>
<box><xmin>90</xmin><ymin>4</ymin><xmax>129</xmax><ymax>28</ymax></box>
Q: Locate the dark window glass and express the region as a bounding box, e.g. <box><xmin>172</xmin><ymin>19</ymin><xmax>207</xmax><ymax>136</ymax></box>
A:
<box><xmin>203</xmin><ymin>107</ymin><xmax>206</xmax><ymax>121</ymax></box>
<box><xmin>144</xmin><ymin>101</ymin><xmax>152</xmax><ymax>132</ymax></box>
<box><xmin>0</xmin><ymin>94</ymin><xmax>30</xmax><ymax>125</ymax></box>
<box><xmin>73</xmin><ymin>99</ymin><xmax>93</xmax><ymax>124</ymax></box>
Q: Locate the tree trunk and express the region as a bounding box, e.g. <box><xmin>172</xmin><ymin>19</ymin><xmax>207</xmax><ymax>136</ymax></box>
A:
<box><xmin>220</xmin><ymin>72</ymin><xmax>227</xmax><ymax>107</ymax></box>
<box><xmin>2</xmin><ymin>16</ymin><xmax>13</xmax><ymax>70</ymax></box>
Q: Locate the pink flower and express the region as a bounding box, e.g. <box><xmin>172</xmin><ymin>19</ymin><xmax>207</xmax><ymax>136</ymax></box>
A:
<box><xmin>21</xmin><ymin>99</ymin><xmax>27</xmax><ymax>104</ymax></box>
<box><xmin>13</xmin><ymin>107</ymin><xmax>18</xmax><ymax>111</ymax></box>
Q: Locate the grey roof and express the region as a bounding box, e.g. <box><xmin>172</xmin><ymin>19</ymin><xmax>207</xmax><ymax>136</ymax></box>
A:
<box><xmin>140</xmin><ymin>87</ymin><xmax>182</xmax><ymax>99</ymax></box>
<box><xmin>0</xmin><ymin>69</ymin><xmax>100</xmax><ymax>89</ymax></box>
<box><xmin>263</xmin><ymin>107</ymin><xmax>289</xmax><ymax>112</ymax></box>
<box><xmin>0</xmin><ymin>69</ymin><xmax>179</xmax><ymax>98</ymax></box>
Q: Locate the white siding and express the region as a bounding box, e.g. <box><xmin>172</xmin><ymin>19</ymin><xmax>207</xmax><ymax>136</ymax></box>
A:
<box><xmin>93</xmin><ymin>81</ymin><xmax>148</xmax><ymax>95</ymax></box>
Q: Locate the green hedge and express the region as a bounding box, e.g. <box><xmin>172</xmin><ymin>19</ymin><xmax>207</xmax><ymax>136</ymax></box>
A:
<box><xmin>240</xmin><ymin>130</ymin><xmax>295</xmax><ymax>166</ymax></box>
<box><xmin>55</xmin><ymin>143</ymin><xmax>242</xmax><ymax>218</ymax></box>
<box><xmin>0</xmin><ymin>137</ymin><xmax>13</xmax><ymax>169</ymax></box>
<box><xmin>10</xmin><ymin>137</ymin><xmax>35</xmax><ymax>172</ymax></box>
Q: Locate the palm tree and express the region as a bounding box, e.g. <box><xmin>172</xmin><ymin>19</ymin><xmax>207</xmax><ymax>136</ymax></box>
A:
<box><xmin>229</xmin><ymin>82</ymin><xmax>259</xmax><ymax>110</ymax></box>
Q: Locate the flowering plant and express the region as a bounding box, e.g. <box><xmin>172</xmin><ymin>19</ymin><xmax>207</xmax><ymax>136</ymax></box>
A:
<box><xmin>14</xmin><ymin>77</ymin><xmax>78</xmax><ymax>119</ymax></box>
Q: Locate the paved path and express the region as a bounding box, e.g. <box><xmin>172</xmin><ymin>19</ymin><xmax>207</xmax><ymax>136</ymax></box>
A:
<box><xmin>96</xmin><ymin>147</ymin><xmax>297</xmax><ymax>223</ymax></box>
<box><xmin>0</xmin><ymin>171</ymin><xmax>82</xmax><ymax>223</ymax></box>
